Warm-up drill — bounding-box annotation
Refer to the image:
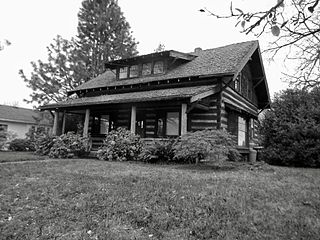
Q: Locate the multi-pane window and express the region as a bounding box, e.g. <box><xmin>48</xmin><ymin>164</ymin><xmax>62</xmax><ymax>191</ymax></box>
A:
<box><xmin>129</xmin><ymin>65</ymin><xmax>139</xmax><ymax>78</ymax></box>
<box><xmin>166</xmin><ymin>112</ymin><xmax>179</xmax><ymax>136</ymax></box>
<box><xmin>153</xmin><ymin>61</ymin><xmax>164</xmax><ymax>74</ymax></box>
<box><xmin>238</xmin><ymin>116</ymin><xmax>247</xmax><ymax>146</ymax></box>
<box><xmin>100</xmin><ymin>115</ymin><xmax>110</xmax><ymax>134</ymax></box>
<box><xmin>119</xmin><ymin>67</ymin><xmax>128</xmax><ymax>79</ymax></box>
<box><xmin>142</xmin><ymin>63</ymin><xmax>152</xmax><ymax>76</ymax></box>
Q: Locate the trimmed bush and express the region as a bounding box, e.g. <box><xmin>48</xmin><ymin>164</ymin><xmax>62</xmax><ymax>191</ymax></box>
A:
<box><xmin>48</xmin><ymin>132</ymin><xmax>90</xmax><ymax>158</ymax></box>
<box><xmin>174</xmin><ymin>130</ymin><xmax>240</xmax><ymax>164</ymax></box>
<box><xmin>8</xmin><ymin>138</ymin><xmax>35</xmax><ymax>151</ymax></box>
<box><xmin>96</xmin><ymin>128</ymin><xmax>143</xmax><ymax>161</ymax></box>
<box><xmin>139</xmin><ymin>139</ymin><xmax>176</xmax><ymax>163</ymax></box>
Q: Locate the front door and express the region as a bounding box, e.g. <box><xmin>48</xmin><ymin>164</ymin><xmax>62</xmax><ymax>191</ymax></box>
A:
<box><xmin>136</xmin><ymin>112</ymin><xmax>145</xmax><ymax>137</ymax></box>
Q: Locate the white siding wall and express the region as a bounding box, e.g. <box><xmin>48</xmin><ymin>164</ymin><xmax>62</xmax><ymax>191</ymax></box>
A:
<box><xmin>0</xmin><ymin>121</ymin><xmax>32</xmax><ymax>139</ymax></box>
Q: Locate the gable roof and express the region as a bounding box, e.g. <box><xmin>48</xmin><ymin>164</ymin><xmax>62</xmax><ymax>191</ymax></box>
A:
<box><xmin>71</xmin><ymin>40</ymin><xmax>259</xmax><ymax>93</ymax></box>
<box><xmin>0</xmin><ymin>105</ymin><xmax>52</xmax><ymax>125</ymax></box>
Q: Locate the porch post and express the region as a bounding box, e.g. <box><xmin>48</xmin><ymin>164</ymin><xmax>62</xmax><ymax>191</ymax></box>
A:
<box><xmin>130</xmin><ymin>105</ymin><xmax>136</xmax><ymax>134</ymax></box>
<box><xmin>83</xmin><ymin>109</ymin><xmax>90</xmax><ymax>137</ymax></box>
<box><xmin>61</xmin><ymin>111</ymin><xmax>66</xmax><ymax>134</ymax></box>
<box><xmin>181</xmin><ymin>103</ymin><xmax>188</xmax><ymax>135</ymax></box>
<box><xmin>52</xmin><ymin>111</ymin><xmax>59</xmax><ymax>136</ymax></box>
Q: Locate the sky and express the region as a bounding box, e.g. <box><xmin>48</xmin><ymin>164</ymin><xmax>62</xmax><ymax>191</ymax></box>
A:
<box><xmin>0</xmin><ymin>0</ymin><xmax>289</xmax><ymax>109</ymax></box>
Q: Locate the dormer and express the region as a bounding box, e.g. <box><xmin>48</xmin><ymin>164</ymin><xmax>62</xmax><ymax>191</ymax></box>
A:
<box><xmin>105</xmin><ymin>50</ymin><xmax>197</xmax><ymax>80</ymax></box>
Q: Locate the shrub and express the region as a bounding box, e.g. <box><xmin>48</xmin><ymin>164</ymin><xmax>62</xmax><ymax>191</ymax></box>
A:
<box><xmin>96</xmin><ymin>128</ymin><xmax>143</xmax><ymax>161</ymax></box>
<box><xmin>48</xmin><ymin>132</ymin><xmax>90</xmax><ymax>158</ymax></box>
<box><xmin>8</xmin><ymin>138</ymin><xmax>35</xmax><ymax>151</ymax></box>
<box><xmin>0</xmin><ymin>131</ymin><xmax>17</xmax><ymax>151</ymax></box>
<box><xmin>139</xmin><ymin>139</ymin><xmax>176</xmax><ymax>163</ymax></box>
<box><xmin>260</xmin><ymin>88</ymin><xmax>320</xmax><ymax>167</ymax></box>
<box><xmin>174</xmin><ymin>130</ymin><xmax>240</xmax><ymax>164</ymax></box>
<box><xmin>34</xmin><ymin>133</ymin><xmax>55</xmax><ymax>155</ymax></box>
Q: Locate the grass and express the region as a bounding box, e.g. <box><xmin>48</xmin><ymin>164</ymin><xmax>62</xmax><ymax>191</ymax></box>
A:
<box><xmin>0</xmin><ymin>159</ymin><xmax>319</xmax><ymax>239</ymax></box>
<box><xmin>0</xmin><ymin>151</ymin><xmax>46</xmax><ymax>163</ymax></box>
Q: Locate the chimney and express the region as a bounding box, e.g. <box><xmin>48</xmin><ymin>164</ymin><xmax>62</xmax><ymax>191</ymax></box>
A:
<box><xmin>194</xmin><ymin>47</ymin><xmax>202</xmax><ymax>54</ymax></box>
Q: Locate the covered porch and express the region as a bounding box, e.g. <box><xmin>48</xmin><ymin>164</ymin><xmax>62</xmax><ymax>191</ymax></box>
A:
<box><xmin>43</xmin><ymin>85</ymin><xmax>219</xmax><ymax>150</ymax></box>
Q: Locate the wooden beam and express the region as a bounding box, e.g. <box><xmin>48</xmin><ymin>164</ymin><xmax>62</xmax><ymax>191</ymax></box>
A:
<box><xmin>181</xmin><ymin>103</ymin><xmax>187</xmax><ymax>135</ymax></box>
<box><xmin>83</xmin><ymin>109</ymin><xmax>90</xmax><ymax>137</ymax></box>
<box><xmin>61</xmin><ymin>111</ymin><xmax>66</xmax><ymax>134</ymax></box>
<box><xmin>130</xmin><ymin>105</ymin><xmax>136</xmax><ymax>134</ymax></box>
<box><xmin>253</xmin><ymin>77</ymin><xmax>265</xmax><ymax>89</ymax></box>
<box><xmin>190</xmin><ymin>87</ymin><xmax>218</xmax><ymax>103</ymax></box>
<box><xmin>52</xmin><ymin>111</ymin><xmax>59</xmax><ymax>136</ymax></box>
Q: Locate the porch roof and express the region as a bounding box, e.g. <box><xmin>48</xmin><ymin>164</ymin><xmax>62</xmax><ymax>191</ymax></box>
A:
<box><xmin>40</xmin><ymin>85</ymin><xmax>217</xmax><ymax>110</ymax></box>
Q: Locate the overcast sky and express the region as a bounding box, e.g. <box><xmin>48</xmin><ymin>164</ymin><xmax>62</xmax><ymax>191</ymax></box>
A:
<box><xmin>0</xmin><ymin>0</ymin><xmax>289</xmax><ymax>108</ymax></box>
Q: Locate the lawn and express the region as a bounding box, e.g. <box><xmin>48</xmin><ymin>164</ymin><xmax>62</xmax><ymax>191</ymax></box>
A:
<box><xmin>0</xmin><ymin>158</ymin><xmax>319</xmax><ymax>240</ymax></box>
<box><xmin>0</xmin><ymin>151</ymin><xmax>46</xmax><ymax>163</ymax></box>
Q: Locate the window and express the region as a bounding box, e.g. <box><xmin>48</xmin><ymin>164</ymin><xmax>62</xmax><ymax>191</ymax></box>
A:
<box><xmin>153</xmin><ymin>61</ymin><xmax>164</xmax><ymax>74</ymax></box>
<box><xmin>234</xmin><ymin>73</ymin><xmax>241</xmax><ymax>92</ymax></box>
<box><xmin>238</xmin><ymin>116</ymin><xmax>247</xmax><ymax>146</ymax></box>
<box><xmin>129</xmin><ymin>65</ymin><xmax>139</xmax><ymax>78</ymax></box>
<box><xmin>100</xmin><ymin>115</ymin><xmax>110</xmax><ymax>134</ymax></box>
<box><xmin>166</xmin><ymin>112</ymin><xmax>179</xmax><ymax>136</ymax></box>
<box><xmin>142</xmin><ymin>63</ymin><xmax>152</xmax><ymax>76</ymax></box>
<box><xmin>119</xmin><ymin>67</ymin><xmax>128</xmax><ymax>79</ymax></box>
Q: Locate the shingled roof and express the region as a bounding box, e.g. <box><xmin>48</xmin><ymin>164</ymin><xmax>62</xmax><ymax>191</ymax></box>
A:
<box><xmin>0</xmin><ymin>105</ymin><xmax>52</xmax><ymax>125</ymax></box>
<box><xmin>41</xmin><ymin>85</ymin><xmax>217</xmax><ymax>109</ymax></box>
<box><xmin>71</xmin><ymin>40</ymin><xmax>258</xmax><ymax>93</ymax></box>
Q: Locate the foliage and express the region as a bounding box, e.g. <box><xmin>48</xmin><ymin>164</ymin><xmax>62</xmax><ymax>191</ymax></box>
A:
<box><xmin>34</xmin><ymin>132</ymin><xmax>55</xmax><ymax>156</ymax></box>
<box><xmin>174</xmin><ymin>130</ymin><xmax>240</xmax><ymax>164</ymax></box>
<box><xmin>260</xmin><ymin>88</ymin><xmax>320</xmax><ymax>167</ymax></box>
<box><xmin>20</xmin><ymin>0</ymin><xmax>138</xmax><ymax>106</ymax></box>
<box><xmin>202</xmin><ymin>0</ymin><xmax>320</xmax><ymax>88</ymax></box>
<box><xmin>77</xmin><ymin>0</ymin><xmax>138</xmax><ymax>79</ymax></box>
<box><xmin>0</xmin><ymin>131</ymin><xmax>17</xmax><ymax>151</ymax></box>
<box><xmin>139</xmin><ymin>139</ymin><xmax>176</xmax><ymax>163</ymax></box>
<box><xmin>48</xmin><ymin>132</ymin><xmax>90</xmax><ymax>159</ymax></box>
<box><xmin>8</xmin><ymin>139</ymin><xmax>35</xmax><ymax>152</ymax></box>
<box><xmin>0</xmin><ymin>39</ymin><xmax>11</xmax><ymax>51</ymax></box>
<box><xmin>96</xmin><ymin>128</ymin><xmax>143</xmax><ymax>161</ymax></box>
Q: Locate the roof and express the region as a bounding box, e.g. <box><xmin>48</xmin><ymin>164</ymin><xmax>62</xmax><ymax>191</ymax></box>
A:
<box><xmin>71</xmin><ymin>41</ymin><xmax>258</xmax><ymax>92</ymax></box>
<box><xmin>0</xmin><ymin>105</ymin><xmax>52</xmax><ymax>125</ymax></box>
<box><xmin>40</xmin><ymin>85</ymin><xmax>217</xmax><ymax>110</ymax></box>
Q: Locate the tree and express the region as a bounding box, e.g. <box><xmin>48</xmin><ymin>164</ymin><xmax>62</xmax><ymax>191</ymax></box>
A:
<box><xmin>201</xmin><ymin>0</ymin><xmax>320</xmax><ymax>88</ymax></box>
<box><xmin>154</xmin><ymin>43</ymin><xmax>166</xmax><ymax>52</ymax></box>
<box><xmin>259</xmin><ymin>88</ymin><xmax>320</xmax><ymax>167</ymax></box>
<box><xmin>77</xmin><ymin>0</ymin><xmax>138</xmax><ymax>79</ymax></box>
<box><xmin>21</xmin><ymin>0</ymin><xmax>138</xmax><ymax>106</ymax></box>
<box><xmin>19</xmin><ymin>36</ymin><xmax>88</xmax><ymax>105</ymax></box>
<box><xmin>0</xmin><ymin>39</ymin><xmax>11</xmax><ymax>51</ymax></box>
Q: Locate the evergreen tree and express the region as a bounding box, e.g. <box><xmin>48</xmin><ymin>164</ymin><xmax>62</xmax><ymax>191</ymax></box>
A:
<box><xmin>77</xmin><ymin>0</ymin><xmax>138</xmax><ymax>78</ymax></box>
<box><xmin>20</xmin><ymin>0</ymin><xmax>138</xmax><ymax>106</ymax></box>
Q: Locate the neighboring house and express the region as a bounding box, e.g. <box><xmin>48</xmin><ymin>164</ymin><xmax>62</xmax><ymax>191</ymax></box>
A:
<box><xmin>0</xmin><ymin>105</ymin><xmax>53</xmax><ymax>139</ymax></box>
<box><xmin>40</xmin><ymin>40</ymin><xmax>270</xmax><ymax>155</ymax></box>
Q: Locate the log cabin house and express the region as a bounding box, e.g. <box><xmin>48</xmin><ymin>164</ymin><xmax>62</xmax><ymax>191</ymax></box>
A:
<box><xmin>40</xmin><ymin>40</ymin><xmax>270</xmax><ymax>156</ymax></box>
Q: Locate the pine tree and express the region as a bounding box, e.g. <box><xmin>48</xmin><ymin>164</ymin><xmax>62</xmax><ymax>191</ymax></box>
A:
<box><xmin>20</xmin><ymin>0</ymin><xmax>138</xmax><ymax>106</ymax></box>
<box><xmin>77</xmin><ymin>0</ymin><xmax>138</xmax><ymax>78</ymax></box>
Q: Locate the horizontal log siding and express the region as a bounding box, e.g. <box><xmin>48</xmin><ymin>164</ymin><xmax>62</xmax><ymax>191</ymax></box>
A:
<box><xmin>115</xmin><ymin>110</ymin><xmax>130</xmax><ymax>129</ymax></box>
<box><xmin>189</xmin><ymin>96</ymin><xmax>219</xmax><ymax>131</ymax></box>
<box><xmin>223</xmin><ymin>87</ymin><xmax>258</xmax><ymax>117</ymax></box>
<box><xmin>220</xmin><ymin>102</ymin><xmax>228</xmax><ymax>130</ymax></box>
<box><xmin>145</xmin><ymin>112</ymin><xmax>157</xmax><ymax>137</ymax></box>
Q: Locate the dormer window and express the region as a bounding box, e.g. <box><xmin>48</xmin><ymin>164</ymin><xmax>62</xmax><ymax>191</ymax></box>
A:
<box><xmin>142</xmin><ymin>63</ymin><xmax>152</xmax><ymax>76</ymax></box>
<box><xmin>153</xmin><ymin>61</ymin><xmax>164</xmax><ymax>74</ymax></box>
<box><xmin>129</xmin><ymin>65</ymin><xmax>139</xmax><ymax>78</ymax></box>
<box><xmin>119</xmin><ymin>67</ymin><xmax>128</xmax><ymax>79</ymax></box>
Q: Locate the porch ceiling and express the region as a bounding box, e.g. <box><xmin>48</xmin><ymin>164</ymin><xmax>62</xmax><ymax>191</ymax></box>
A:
<box><xmin>40</xmin><ymin>85</ymin><xmax>217</xmax><ymax>110</ymax></box>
